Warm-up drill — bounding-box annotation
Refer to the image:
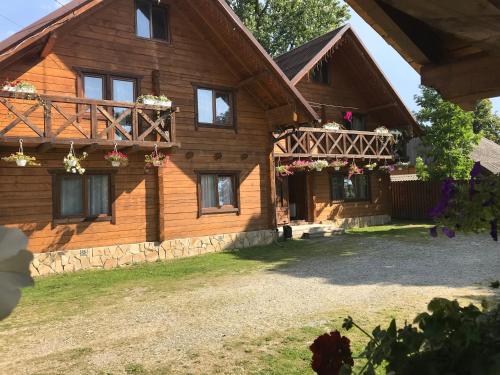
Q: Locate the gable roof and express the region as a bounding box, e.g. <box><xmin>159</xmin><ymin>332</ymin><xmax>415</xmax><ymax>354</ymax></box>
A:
<box><xmin>275</xmin><ymin>24</ymin><xmax>420</xmax><ymax>134</ymax></box>
<box><xmin>275</xmin><ymin>25</ymin><xmax>349</xmax><ymax>83</ymax></box>
<box><xmin>471</xmin><ymin>137</ymin><xmax>500</xmax><ymax>174</ymax></box>
<box><xmin>0</xmin><ymin>0</ymin><xmax>319</xmax><ymax>122</ymax></box>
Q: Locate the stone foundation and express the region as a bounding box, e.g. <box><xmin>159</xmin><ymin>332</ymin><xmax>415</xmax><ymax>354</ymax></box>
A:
<box><xmin>30</xmin><ymin>229</ymin><xmax>277</xmax><ymax>277</ymax></box>
<box><xmin>321</xmin><ymin>214</ymin><xmax>391</xmax><ymax>228</ymax></box>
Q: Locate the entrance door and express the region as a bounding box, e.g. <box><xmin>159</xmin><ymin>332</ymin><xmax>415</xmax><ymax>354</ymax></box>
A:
<box><xmin>275</xmin><ymin>177</ymin><xmax>290</xmax><ymax>225</ymax></box>
<box><xmin>288</xmin><ymin>173</ymin><xmax>309</xmax><ymax>222</ymax></box>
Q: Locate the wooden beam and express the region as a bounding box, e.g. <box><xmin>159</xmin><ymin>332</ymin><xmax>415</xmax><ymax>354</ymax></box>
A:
<box><xmin>40</xmin><ymin>32</ymin><xmax>58</xmax><ymax>58</ymax></box>
<box><xmin>421</xmin><ymin>54</ymin><xmax>500</xmax><ymax>109</ymax></box>
<box><xmin>367</xmin><ymin>102</ymin><xmax>397</xmax><ymax>113</ymax></box>
<box><xmin>81</xmin><ymin>143</ymin><xmax>100</xmax><ymax>154</ymax></box>
<box><xmin>36</xmin><ymin>141</ymin><xmax>54</xmax><ymax>153</ymax></box>
<box><xmin>266</xmin><ymin>104</ymin><xmax>299</xmax><ymax>127</ymax></box>
<box><xmin>236</xmin><ymin>71</ymin><xmax>269</xmax><ymax>88</ymax></box>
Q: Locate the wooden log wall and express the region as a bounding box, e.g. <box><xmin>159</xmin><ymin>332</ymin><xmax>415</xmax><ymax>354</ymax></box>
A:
<box><xmin>0</xmin><ymin>0</ymin><xmax>274</xmax><ymax>252</ymax></box>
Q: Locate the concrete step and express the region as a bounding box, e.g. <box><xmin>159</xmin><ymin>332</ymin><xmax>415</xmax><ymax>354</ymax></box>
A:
<box><xmin>278</xmin><ymin>224</ymin><xmax>345</xmax><ymax>239</ymax></box>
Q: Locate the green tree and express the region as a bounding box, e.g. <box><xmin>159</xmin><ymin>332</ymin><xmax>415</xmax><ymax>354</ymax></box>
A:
<box><xmin>472</xmin><ymin>99</ymin><xmax>500</xmax><ymax>144</ymax></box>
<box><xmin>226</xmin><ymin>0</ymin><xmax>350</xmax><ymax>56</ymax></box>
<box><xmin>415</xmin><ymin>86</ymin><xmax>480</xmax><ymax>181</ymax></box>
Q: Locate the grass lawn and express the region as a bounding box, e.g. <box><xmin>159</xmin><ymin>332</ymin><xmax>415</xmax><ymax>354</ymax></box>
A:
<box><xmin>2</xmin><ymin>221</ymin><xmax>451</xmax><ymax>374</ymax></box>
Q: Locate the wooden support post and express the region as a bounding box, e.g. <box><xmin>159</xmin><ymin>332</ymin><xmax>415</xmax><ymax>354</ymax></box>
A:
<box><xmin>152</xmin><ymin>69</ymin><xmax>161</xmax><ymax>96</ymax></box>
<box><xmin>44</xmin><ymin>100</ymin><xmax>52</xmax><ymax>137</ymax></box>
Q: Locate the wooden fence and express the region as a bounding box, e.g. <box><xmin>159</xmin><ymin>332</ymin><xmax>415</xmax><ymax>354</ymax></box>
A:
<box><xmin>391</xmin><ymin>180</ymin><xmax>442</xmax><ymax>220</ymax></box>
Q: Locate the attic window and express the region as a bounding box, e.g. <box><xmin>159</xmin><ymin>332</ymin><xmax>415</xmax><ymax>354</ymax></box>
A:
<box><xmin>311</xmin><ymin>60</ymin><xmax>329</xmax><ymax>84</ymax></box>
<box><xmin>135</xmin><ymin>0</ymin><xmax>169</xmax><ymax>41</ymax></box>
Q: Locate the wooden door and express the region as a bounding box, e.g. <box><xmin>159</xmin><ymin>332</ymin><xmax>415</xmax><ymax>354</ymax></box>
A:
<box><xmin>275</xmin><ymin>176</ymin><xmax>290</xmax><ymax>225</ymax></box>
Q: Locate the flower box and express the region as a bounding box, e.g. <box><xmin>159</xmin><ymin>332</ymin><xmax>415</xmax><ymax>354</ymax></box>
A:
<box><xmin>2</xmin><ymin>86</ymin><xmax>36</xmax><ymax>94</ymax></box>
<box><xmin>142</xmin><ymin>98</ymin><xmax>172</xmax><ymax>108</ymax></box>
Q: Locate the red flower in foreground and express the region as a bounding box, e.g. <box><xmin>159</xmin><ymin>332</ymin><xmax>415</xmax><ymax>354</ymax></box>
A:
<box><xmin>310</xmin><ymin>330</ymin><xmax>354</xmax><ymax>375</ymax></box>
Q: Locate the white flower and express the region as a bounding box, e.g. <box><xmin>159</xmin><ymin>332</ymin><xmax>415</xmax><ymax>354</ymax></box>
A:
<box><xmin>0</xmin><ymin>226</ymin><xmax>33</xmax><ymax>321</ymax></box>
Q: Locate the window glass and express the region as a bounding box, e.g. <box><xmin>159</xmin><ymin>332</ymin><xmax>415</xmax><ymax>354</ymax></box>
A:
<box><xmin>197</xmin><ymin>89</ymin><xmax>214</xmax><ymax>124</ymax></box>
<box><xmin>83</xmin><ymin>76</ymin><xmax>103</xmax><ymax>100</ymax></box>
<box><xmin>215</xmin><ymin>92</ymin><xmax>231</xmax><ymax>125</ymax></box>
<box><xmin>331</xmin><ymin>174</ymin><xmax>369</xmax><ymax>201</ymax></box>
<box><xmin>87</xmin><ymin>175</ymin><xmax>109</xmax><ymax>216</ymax></box>
<box><xmin>60</xmin><ymin>176</ymin><xmax>83</xmax><ymax>216</ymax></box>
<box><xmin>136</xmin><ymin>0</ymin><xmax>151</xmax><ymax>38</ymax></box>
<box><xmin>152</xmin><ymin>6</ymin><xmax>167</xmax><ymax>40</ymax></box>
<box><xmin>218</xmin><ymin>176</ymin><xmax>234</xmax><ymax>206</ymax></box>
<box><xmin>112</xmin><ymin>79</ymin><xmax>135</xmax><ymax>140</ymax></box>
<box><xmin>201</xmin><ymin>174</ymin><xmax>217</xmax><ymax>208</ymax></box>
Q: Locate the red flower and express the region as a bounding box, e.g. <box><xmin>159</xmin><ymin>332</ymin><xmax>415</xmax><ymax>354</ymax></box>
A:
<box><xmin>310</xmin><ymin>331</ymin><xmax>354</xmax><ymax>375</ymax></box>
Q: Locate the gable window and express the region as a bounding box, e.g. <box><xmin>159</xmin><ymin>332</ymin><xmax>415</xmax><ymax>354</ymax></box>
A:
<box><xmin>80</xmin><ymin>72</ymin><xmax>138</xmax><ymax>139</ymax></box>
<box><xmin>311</xmin><ymin>59</ymin><xmax>329</xmax><ymax>84</ymax></box>
<box><xmin>195</xmin><ymin>87</ymin><xmax>235</xmax><ymax>128</ymax></box>
<box><xmin>135</xmin><ymin>0</ymin><xmax>169</xmax><ymax>41</ymax></box>
<box><xmin>53</xmin><ymin>173</ymin><xmax>114</xmax><ymax>223</ymax></box>
<box><xmin>197</xmin><ymin>172</ymin><xmax>240</xmax><ymax>215</ymax></box>
<box><xmin>331</xmin><ymin>174</ymin><xmax>370</xmax><ymax>202</ymax></box>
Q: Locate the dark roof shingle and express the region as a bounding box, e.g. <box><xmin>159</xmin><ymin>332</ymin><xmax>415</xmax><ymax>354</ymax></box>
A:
<box><xmin>275</xmin><ymin>26</ymin><xmax>346</xmax><ymax>80</ymax></box>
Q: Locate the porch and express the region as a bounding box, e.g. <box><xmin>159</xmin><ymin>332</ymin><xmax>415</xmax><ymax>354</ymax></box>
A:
<box><xmin>0</xmin><ymin>90</ymin><xmax>180</xmax><ymax>152</ymax></box>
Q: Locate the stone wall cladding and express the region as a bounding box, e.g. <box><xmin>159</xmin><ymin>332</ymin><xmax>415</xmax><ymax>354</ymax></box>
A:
<box><xmin>30</xmin><ymin>229</ymin><xmax>277</xmax><ymax>277</ymax></box>
<box><xmin>322</xmin><ymin>214</ymin><xmax>391</xmax><ymax>228</ymax></box>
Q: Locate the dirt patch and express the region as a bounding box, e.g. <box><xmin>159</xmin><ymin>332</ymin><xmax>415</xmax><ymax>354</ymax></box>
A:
<box><xmin>0</xmin><ymin>234</ymin><xmax>498</xmax><ymax>374</ymax></box>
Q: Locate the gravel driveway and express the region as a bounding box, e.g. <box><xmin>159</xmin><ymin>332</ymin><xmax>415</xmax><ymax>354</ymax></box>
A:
<box><xmin>1</xmin><ymin>233</ymin><xmax>499</xmax><ymax>374</ymax></box>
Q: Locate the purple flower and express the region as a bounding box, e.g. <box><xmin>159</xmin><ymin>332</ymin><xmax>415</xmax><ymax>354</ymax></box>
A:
<box><xmin>470</xmin><ymin>161</ymin><xmax>481</xmax><ymax>178</ymax></box>
<box><xmin>430</xmin><ymin>226</ymin><xmax>438</xmax><ymax>237</ymax></box>
<box><xmin>429</xmin><ymin>178</ymin><xmax>455</xmax><ymax>219</ymax></box>
<box><xmin>491</xmin><ymin>220</ymin><xmax>498</xmax><ymax>242</ymax></box>
<box><xmin>442</xmin><ymin>227</ymin><xmax>456</xmax><ymax>238</ymax></box>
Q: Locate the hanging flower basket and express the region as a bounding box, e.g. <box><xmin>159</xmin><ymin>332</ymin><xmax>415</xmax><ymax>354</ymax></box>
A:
<box><xmin>64</xmin><ymin>142</ymin><xmax>87</xmax><ymax>175</ymax></box>
<box><xmin>364</xmin><ymin>162</ymin><xmax>377</xmax><ymax>171</ymax></box>
<box><xmin>330</xmin><ymin>159</ymin><xmax>348</xmax><ymax>171</ymax></box>
<box><xmin>290</xmin><ymin>160</ymin><xmax>310</xmax><ymax>172</ymax></box>
<box><xmin>276</xmin><ymin>164</ymin><xmax>293</xmax><ymax>177</ymax></box>
<box><xmin>105</xmin><ymin>147</ymin><xmax>128</xmax><ymax>168</ymax></box>
<box><xmin>1</xmin><ymin>140</ymin><xmax>39</xmax><ymax>167</ymax></box>
<box><xmin>2</xmin><ymin>80</ymin><xmax>36</xmax><ymax>94</ymax></box>
<box><xmin>395</xmin><ymin>161</ymin><xmax>410</xmax><ymax>170</ymax></box>
<box><xmin>379</xmin><ymin>164</ymin><xmax>395</xmax><ymax>173</ymax></box>
<box><xmin>137</xmin><ymin>95</ymin><xmax>172</xmax><ymax>108</ymax></box>
<box><xmin>348</xmin><ymin>162</ymin><xmax>364</xmax><ymax>179</ymax></box>
<box><xmin>309</xmin><ymin>160</ymin><xmax>329</xmax><ymax>172</ymax></box>
<box><xmin>2</xmin><ymin>152</ymin><xmax>39</xmax><ymax>167</ymax></box>
<box><xmin>145</xmin><ymin>146</ymin><xmax>169</xmax><ymax>168</ymax></box>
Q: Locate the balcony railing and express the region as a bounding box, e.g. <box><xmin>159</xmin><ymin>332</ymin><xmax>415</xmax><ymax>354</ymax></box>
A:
<box><xmin>0</xmin><ymin>90</ymin><xmax>179</xmax><ymax>151</ymax></box>
<box><xmin>273</xmin><ymin>127</ymin><xmax>395</xmax><ymax>159</ymax></box>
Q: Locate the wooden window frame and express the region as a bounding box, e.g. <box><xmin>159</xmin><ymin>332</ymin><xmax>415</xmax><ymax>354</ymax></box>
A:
<box><xmin>329</xmin><ymin>172</ymin><xmax>371</xmax><ymax>203</ymax></box>
<box><xmin>193</xmin><ymin>84</ymin><xmax>237</xmax><ymax>131</ymax></box>
<box><xmin>134</xmin><ymin>0</ymin><xmax>171</xmax><ymax>43</ymax></box>
<box><xmin>75</xmin><ymin>68</ymin><xmax>141</xmax><ymax>102</ymax></box>
<box><xmin>50</xmin><ymin>170</ymin><xmax>117</xmax><ymax>225</ymax></box>
<box><xmin>196</xmin><ymin>171</ymin><xmax>241</xmax><ymax>216</ymax></box>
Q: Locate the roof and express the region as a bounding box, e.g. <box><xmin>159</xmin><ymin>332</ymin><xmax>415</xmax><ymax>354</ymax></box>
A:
<box><xmin>471</xmin><ymin>137</ymin><xmax>500</xmax><ymax>174</ymax></box>
<box><xmin>0</xmin><ymin>0</ymin><xmax>319</xmax><ymax>122</ymax></box>
<box><xmin>275</xmin><ymin>25</ymin><xmax>348</xmax><ymax>83</ymax></box>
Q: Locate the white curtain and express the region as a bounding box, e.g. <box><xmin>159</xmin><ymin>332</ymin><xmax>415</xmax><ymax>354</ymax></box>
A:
<box><xmin>201</xmin><ymin>175</ymin><xmax>217</xmax><ymax>208</ymax></box>
<box><xmin>218</xmin><ymin>176</ymin><xmax>234</xmax><ymax>206</ymax></box>
<box><xmin>60</xmin><ymin>176</ymin><xmax>83</xmax><ymax>216</ymax></box>
<box><xmin>87</xmin><ymin>175</ymin><xmax>109</xmax><ymax>216</ymax></box>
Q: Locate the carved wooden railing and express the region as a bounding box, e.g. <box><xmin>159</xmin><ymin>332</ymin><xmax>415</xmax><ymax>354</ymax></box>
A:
<box><xmin>0</xmin><ymin>90</ymin><xmax>179</xmax><ymax>150</ymax></box>
<box><xmin>273</xmin><ymin>127</ymin><xmax>395</xmax><ymax>159</ymax></box>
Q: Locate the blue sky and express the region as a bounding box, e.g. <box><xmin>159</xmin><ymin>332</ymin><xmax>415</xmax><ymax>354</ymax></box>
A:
<box><xmin>0</xmin><ymin>0</ymin><xmax>499</xmax><ymax>114</ymax></box>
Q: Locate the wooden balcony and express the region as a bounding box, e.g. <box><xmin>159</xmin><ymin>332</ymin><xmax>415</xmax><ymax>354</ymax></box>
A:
<box><xmin>0</xmin><ymin>90</ymin><xmax>180</xmax><ymax>152</ymax></box>
<box><xmin>273</xmin><ymin>127</ymin><xmax>395</xmax><ymax>159</ymax></box>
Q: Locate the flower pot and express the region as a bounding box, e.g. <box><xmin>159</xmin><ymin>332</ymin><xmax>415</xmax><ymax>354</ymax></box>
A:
<box><xmin>67</xmin><ymin>159</ymin><xmax>77</xmax><ymax>167</ymax></box>
<box><xmin>2</xmin><ymin>86</ymin><xmax>35</xmax><ymax>94</ymax></box>
<box><xmin>111</xmin><ymin>161</ymin><xmax>121</xmax><ymax>168</ymax></box>
<box><xmin>152</xmin><ymin>160</ymin><xmax>162</xmax><ymax>167</ymax></box>
<box><xmin>143</xmin><ymin>98</ymin><xmax>172</xmax><ymax>108</ymax></box>
<box><xmin>367</xmin><ymin>167</ymin><xmax>374</xmax><ymax>171</ymax></box>
<box><xmin>16</xmin><ymin>159</ymin><xmax>27</xmax><ymax>167</ymax></box>
<box><xmin>334</xmin><ymin>166</ymin><xmax>340</xmax><ymax>171</ymax></box>
<box><xmin>397</xmin><ymin>167</ymin><xmax>403</xmax><ymax>171</ymax></box>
